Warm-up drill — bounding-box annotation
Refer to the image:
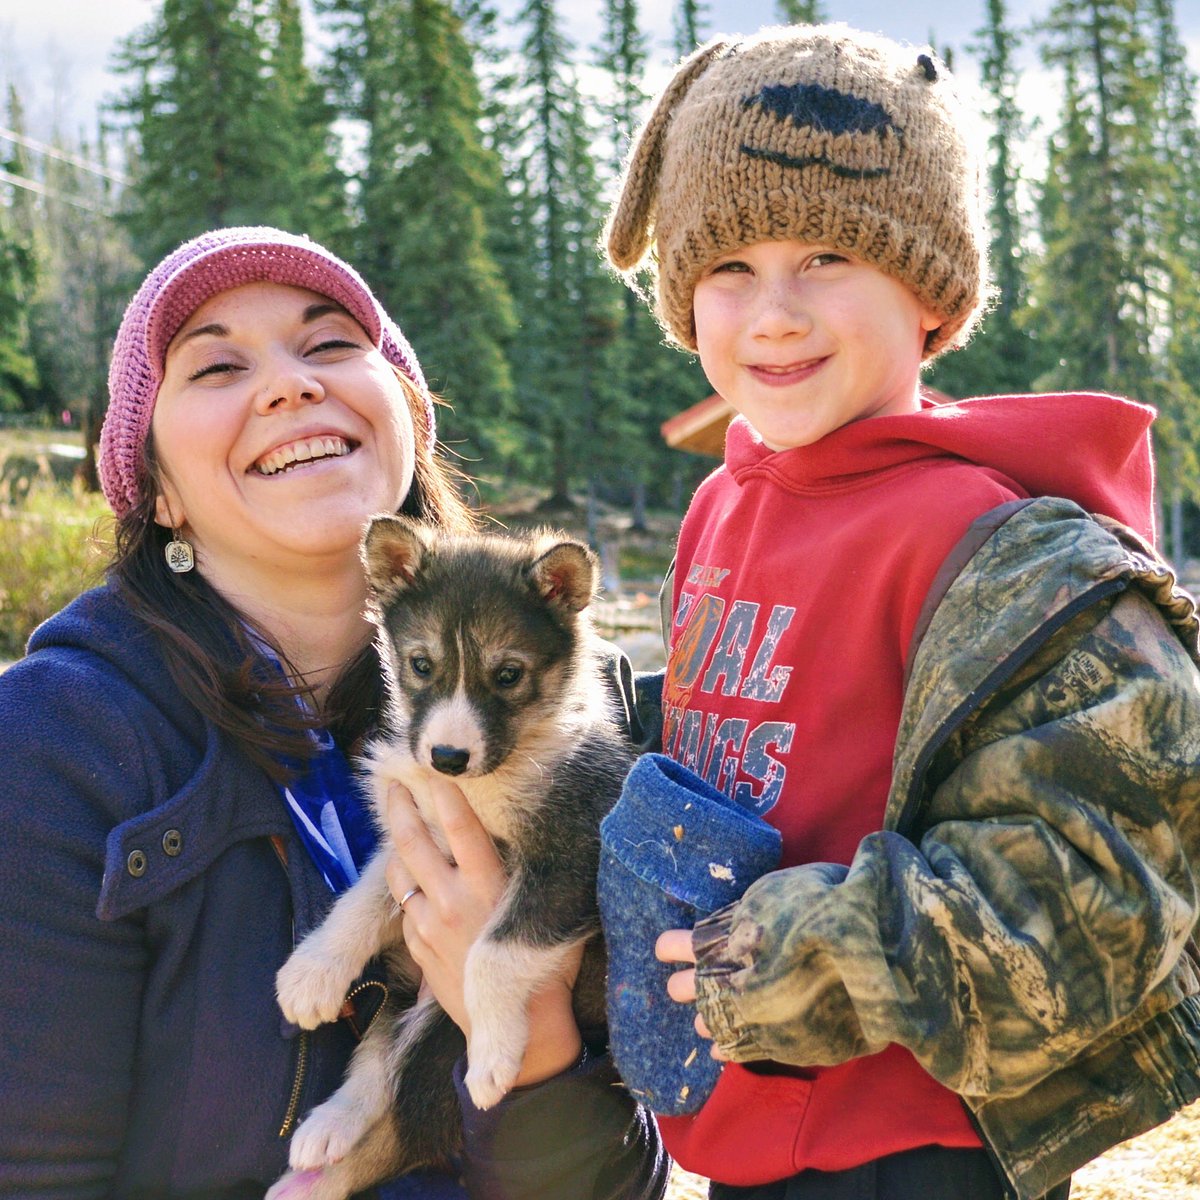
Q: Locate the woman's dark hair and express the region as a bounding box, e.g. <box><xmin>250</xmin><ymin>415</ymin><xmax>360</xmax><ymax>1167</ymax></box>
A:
<box><xmin>110</xmin><ymin>371</ymin><xmax>478</xmax><ymax>781</ymax></box>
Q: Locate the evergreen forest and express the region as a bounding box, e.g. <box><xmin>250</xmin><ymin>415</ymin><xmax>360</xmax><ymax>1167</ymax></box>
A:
<box><xmin>2</xmin><ymin>0</ymin><xmax>1199</xmax><ymax>553</ymax></box>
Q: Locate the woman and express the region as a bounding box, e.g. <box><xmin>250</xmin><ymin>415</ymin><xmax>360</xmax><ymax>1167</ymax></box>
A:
<box><xmin>0</xmin><ymin>227</ymin><xmax>666</xmax><ymax>1200</ymax></box>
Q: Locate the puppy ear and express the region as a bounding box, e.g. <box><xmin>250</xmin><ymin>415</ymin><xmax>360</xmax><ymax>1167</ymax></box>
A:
<box><xmin>362</xmin><ymin>514</ymin><xmax>432</xmax><ymax>601</ymax></box>
<box><xmin>529</xmin><ymin>541</ymin><xmax>599</xmax><ymax>615</ymax></box>
<box><xmin>604</xmin><ymin>37</ymin><xmax>734</xmax><ymax>274</ymax></box>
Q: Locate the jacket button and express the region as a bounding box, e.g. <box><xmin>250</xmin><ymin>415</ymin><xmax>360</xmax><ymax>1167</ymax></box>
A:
<box><xmin>162</xmin><ymin>829</ymin><xmax>183</xmax><ymax>857</ymax></box>
<box><xmin>127</xmin><ymin>849</ymin><xmax>148</xmax><ymax>877</ymax></box>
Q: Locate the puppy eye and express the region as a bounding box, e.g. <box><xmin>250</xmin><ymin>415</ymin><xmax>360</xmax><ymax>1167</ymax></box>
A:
<box><xmin>410</xmin><ymin>655</ymin><xmax>433</xmax><ymax>677</ymax></box>
<box><xmin>495</xmin><ymin>665</ymin><xmax>523</xmax><ymax>688</ymax></box>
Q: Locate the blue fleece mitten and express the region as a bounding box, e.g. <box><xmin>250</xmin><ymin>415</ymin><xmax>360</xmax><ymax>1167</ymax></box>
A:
<box><xmin>598</xmin><ymin>752</ymin><xmax>782</xmax><ymax>1115</ymax></box>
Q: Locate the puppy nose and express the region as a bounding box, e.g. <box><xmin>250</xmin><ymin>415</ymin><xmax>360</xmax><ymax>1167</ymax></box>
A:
<box><xmin>431</xmin><ymin>746</ymin><xmax>470</xmax><ymax>776</ymax></box>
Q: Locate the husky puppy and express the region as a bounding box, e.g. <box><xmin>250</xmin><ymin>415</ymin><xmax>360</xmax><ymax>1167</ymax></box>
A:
<box><xmin>267</xmin><ymin>515</ymin><xmax>634</xmax><ymax>1200</ymax></box>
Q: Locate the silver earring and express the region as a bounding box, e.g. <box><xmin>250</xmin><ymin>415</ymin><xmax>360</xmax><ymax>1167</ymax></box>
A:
<box><xmin>164</xmin><ymin>530</ymin><xmax>195</xmax><ymax>574</ymax></box>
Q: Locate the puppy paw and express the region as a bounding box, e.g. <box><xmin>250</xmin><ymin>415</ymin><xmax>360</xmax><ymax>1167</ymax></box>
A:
<box><xmin>464</xmin><ymin>1039</ymin><xmax>523</xmax><ymax>1110</ymax></box>
<box><xmin>276</xmin><ymin>948</ymin><xmax>353</xmax><ymax>1029</ymax></box>
<box><xmin>288</xmin><ymin>1102</ymin><xmax>365</xmax><ymax>1170</ymax></box>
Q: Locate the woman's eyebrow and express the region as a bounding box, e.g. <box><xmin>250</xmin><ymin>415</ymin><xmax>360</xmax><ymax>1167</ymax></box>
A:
<box><xmin>175</xmin><ymin>321</ymin><xmax>229</xmax><ymax>346</ymax></box>
<box><xmin>172</xmin><ymin>302</ymin><xmax>355</xmax><ymax>352</ymax></box>
<box><xmin>302</xmin><ymin>302</ymin><xmax>351</xmax><ymax>323</ymax></box>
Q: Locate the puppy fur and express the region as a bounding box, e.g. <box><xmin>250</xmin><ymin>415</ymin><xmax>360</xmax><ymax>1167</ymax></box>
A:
<box><xmin>267</xmin><ymin>515</ymin><xmax>634</xmax><ymax>1200</ymax></box>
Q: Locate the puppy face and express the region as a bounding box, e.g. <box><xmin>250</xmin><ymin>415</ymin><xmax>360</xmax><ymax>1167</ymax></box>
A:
<box><xmin>363</xmin><ymin>516</ymin><xmax>598</xmax><ymax>777</ymax></box>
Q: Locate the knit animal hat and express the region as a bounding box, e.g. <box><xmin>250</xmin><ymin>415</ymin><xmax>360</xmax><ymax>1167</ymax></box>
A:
<box><xmin>100</xmin><ymin>226</ymin><xmax>435</xmax><ymax>519</ymax></box>
<box><xmin>605</xmin><ymin>24</ymin><xmax>988</xmax><ymax>358</ymax></box>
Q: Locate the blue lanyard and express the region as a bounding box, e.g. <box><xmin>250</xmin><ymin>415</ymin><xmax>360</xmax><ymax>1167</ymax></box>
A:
<box><xmin>252</xmin><ymin>634</ymin><xmax>379</xmax><ymax>894</ymax></box>
<box><xmin>280</xmin><ymin>723</ymin><xmax>379</xmax><ymax>894</ymax></box>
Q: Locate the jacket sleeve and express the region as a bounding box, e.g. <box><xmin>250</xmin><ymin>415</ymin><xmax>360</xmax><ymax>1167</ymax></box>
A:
<box><xmin>691</xmin><ymin>583</ymin><xmax>1200</xmax><ymax>1102</ymax></box>
<box><xmin>0</xmin><ymin>651</ymin><xmax>149</xmax><ymax>1197</ymax></box>
<box><xmin>455</xmin><ymin>1050</ymin><xmax>670</xmax><ymax>1200</ymax></box>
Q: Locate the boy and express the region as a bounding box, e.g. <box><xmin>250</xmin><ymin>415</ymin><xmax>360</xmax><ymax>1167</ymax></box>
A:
<box><xmin>602</xmin><ymin>24</ymin><xmax>1200</xmax><ymax>1200</ymax></box>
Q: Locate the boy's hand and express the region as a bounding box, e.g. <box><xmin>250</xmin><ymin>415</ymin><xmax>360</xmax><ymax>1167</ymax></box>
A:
<box><xmin>655</xmin><ymin>929</ymin><xmax>727</xmax><ymax>1058</ymax></box>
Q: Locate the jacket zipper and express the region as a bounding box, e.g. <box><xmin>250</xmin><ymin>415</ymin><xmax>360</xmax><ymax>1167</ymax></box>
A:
<box><xmin>341</xmin><ymin>977</ymin><xmax>390</xmax><ymax>1043</ymax></box>
<box><xmin>279</xmin><ymin>1029</ymin><xmax>310</xmax><ymax>1138</ymax></box>
<box><xmin>270</xmin><ymin>834</ymin><xmax>312</xmax><ymax>1141</ymax></box>
<box><xmin>893</xmin><ymin>577</ymin><xmax>1127</xmax><ymax>839</ymax></box>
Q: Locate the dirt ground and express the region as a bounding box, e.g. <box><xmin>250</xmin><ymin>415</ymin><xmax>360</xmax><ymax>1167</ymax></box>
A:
<box><xmin>664</xmin><ymin>1099</ymin><xmax>1200</xmax><ymax>1199</ymax></box>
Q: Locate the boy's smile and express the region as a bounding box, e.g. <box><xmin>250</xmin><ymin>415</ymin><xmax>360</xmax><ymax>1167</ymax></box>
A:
<box><xmin>692</xmin><ymin>239</ymin><xmax>942</xmax><ymax>451</ymax></box>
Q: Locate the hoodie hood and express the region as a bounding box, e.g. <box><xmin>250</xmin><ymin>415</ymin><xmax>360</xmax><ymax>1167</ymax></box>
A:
<box><xmin>726</xmin><ymin>392</ymin><xmax>1157</xmax><ymax>544</ymax></box>
<box><xmin>25</xmin><ymin>584</ymin><xmax>198</xmax><ymax>734</ymax></box>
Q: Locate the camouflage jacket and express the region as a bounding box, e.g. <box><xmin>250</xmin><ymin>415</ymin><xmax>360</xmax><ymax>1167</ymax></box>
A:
<box><xmin>689</xmin><ymin>496</ymin><xmax>1200</xmax><ymax>1199</ymax></box>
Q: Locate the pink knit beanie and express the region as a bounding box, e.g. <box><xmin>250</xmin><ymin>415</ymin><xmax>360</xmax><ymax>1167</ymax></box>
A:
<box><xmin>100</xmin><ymin>226</ymin><xmax>436</xmax><ymax>518</ymax></box>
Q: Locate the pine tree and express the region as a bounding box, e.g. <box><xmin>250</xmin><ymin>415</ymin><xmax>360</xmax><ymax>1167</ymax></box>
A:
<box><xmin>1142</xmin><ymin>0</ymin><xmax>1200</xmax><ymax>557</ymax></box>
<box><xmin>26</xmin><ymin>122</ymin><xmax>137</xmax><ymax>480</ymax></box>
<box><xmin>673</xmin><ymin>0</ymin><xmax>710</xmax><ymax>57</ymax></box>
<box><xmin>496</xmin><ymin>0</ymin><xmax>621</xmax><ymax>507</ymax></box>
<box><xmin>1034</xmin><ymin>0</ymin><xmax>1200</xmax><ymax>559</ymax></box>
<box><xmin>0</xmin><ymin>88</ymin><xmax>39</xmax><ymax>413</ymax></box>
<box><xmin>1033</xmin><ymin>0</ymin><xmax>1161</xmax><ymax>395</ymax></box>
<box><xmin>268</xmin><ymin>0</ymin><xmax>348</xmax><ymax>243</ymax></box>
<box><xmin>595</xmin><ymin>0</ymin><xmax>709</xmax><ymax>528</ymax></box>
<box><xmin>317</xmin><ymin>0</ymin><xmax>516</xmax><ymax>464</ymax></box>
<box><xmin>114</xmin><ymin>0</ymin><xmax>341</xmax><ymax>262</ymax></box>
<box><xmin>0</xmin><ymin>224</ymin><xmax>38</xmax><ymax>413</ymax></box>
<box><xmin>927</xmin><ymin>0</ymin><xmax>1047</xmax><ymax>398</ymax></box>
<box><xmin>776</xmin><ymin>0</ymin><xmax>827</xmax><ymax>23</ymax></box>
<box><xmin>3</xmin><ymin>88</ymin><xmax>38</xmax><ymax>250</ymax></box>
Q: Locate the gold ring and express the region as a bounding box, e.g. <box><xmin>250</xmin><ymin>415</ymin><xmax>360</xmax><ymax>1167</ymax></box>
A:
<box><xmin>399</xmin><ymin>886</ymin><xmax>422</xmax><ymax>910</ymax></box>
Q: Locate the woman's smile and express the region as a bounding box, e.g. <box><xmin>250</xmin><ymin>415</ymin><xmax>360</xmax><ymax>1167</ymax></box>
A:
<box><xmin>250</xmin><ymin>432</ymin><xmax>358</xmax><ymax>477</ymax></box>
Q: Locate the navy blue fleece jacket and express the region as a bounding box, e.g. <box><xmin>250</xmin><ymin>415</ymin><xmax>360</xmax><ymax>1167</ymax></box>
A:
<box><xmin>0</xmin><ymin>584</ymin><xmax>665</xmax><ymax>1200</ymax></box>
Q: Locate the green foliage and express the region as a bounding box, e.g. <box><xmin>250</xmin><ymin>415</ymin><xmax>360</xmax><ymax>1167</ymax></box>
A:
<box><xmin>0</xmin><ymin>478</ymin><xmax>110</xmax><ymax>659</ymax></box>
<box><xmin>776</xmin><ymin>0</ymin><xmax>827</xmax><ymax>23</ymax></box>
<box><xmin>1034</xmin><ymin>0</ymin><xmax>1166</xmax><ymax>393</ymax></box>
<box><xmin>0</xmin><ymin>90</ymin><xmax>40</xmax><ymax>413</ymax></box>
<box><xmin>1031</xmin><ymin>0</ymin><xmax>1200</xmax><ymax>557</ymax></box>
<box><xmin>927</xmin><ymin>0</ymin><xmax>1051</xmax><ymax>397</ymax></box>
<box><xmin>493</xmin><ymin>0</ymin><xmax>621</xmax><ymax>503</ymax></box>
<box><xmin>0</xmin><ymin>235</ymin><xmax>39</xmax><ymax>412</ymax></box>
<box><xmin>673</xmin><ymin>0</ymin><xmax>710</xmax><ymax>56</ymax></box>
<box><xmin>618</xmin><ymin>538</ymin><xmax>677</xmax><ymax>581</ymax></box>
<box><xmin>318</xmin><ymin>0</ymin><xmax>517</xmax><ymax>463</ymax></box>
<box><xmin>114</xmin><ymin>0</ymin><xmax>344</xmax><ymax>261</ymax></box>
<box><xmin>22</xmin><ymin>123</ymin><xmax>138</xmax><ymax>482</ymax></box>
<box><xmin>593</xmin><ymin>0</ymin><xmax>709</xmax><ymax>525</ymax></box>
<box><xmin>6</xmin><ymin>0</ymin><xmax>1199</xmax><ymax>540</ymax></box>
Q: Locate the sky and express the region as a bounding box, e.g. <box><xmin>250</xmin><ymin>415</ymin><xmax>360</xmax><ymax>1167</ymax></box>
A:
<box><xmin>1</xmin><ymin>0</ymin><xmax>1198</xmax><ymax>144</ymax></box>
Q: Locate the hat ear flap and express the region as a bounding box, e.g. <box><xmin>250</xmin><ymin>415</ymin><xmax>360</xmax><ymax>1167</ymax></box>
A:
<box><xmin>605</xmin><ymin>38</ymin><xmax>735</xmax><ymax>273</ymax></box>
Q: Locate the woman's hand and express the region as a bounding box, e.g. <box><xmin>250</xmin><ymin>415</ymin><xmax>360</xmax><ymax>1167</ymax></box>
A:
<box><xmin>655</xmin><ymin>929</ymin><xmax>726</xmax><ymax>1058</ymax></box>
<box><xmin>385</xmin><ymin>778</ymin><xmax>584</xmax><ymax>1088</ymax></box>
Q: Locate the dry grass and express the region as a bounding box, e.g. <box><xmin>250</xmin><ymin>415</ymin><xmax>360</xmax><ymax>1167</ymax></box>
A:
<box><xmin>664</xmin><ymin>1099</ymin><xmax>1200</xmax><ymax>1199</ymax></box>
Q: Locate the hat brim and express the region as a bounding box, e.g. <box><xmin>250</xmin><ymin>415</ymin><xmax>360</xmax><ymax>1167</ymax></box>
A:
<box><xmin>144</xmin><ymin>240</ymin><xmax>386</xmax><ymax>379</ymax></box>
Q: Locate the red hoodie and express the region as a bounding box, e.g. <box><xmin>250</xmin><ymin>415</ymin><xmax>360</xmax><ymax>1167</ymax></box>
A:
<box><xmin>657</xmin><ymin>392</ymin><xmax>1156</xmax><ymax>1185</ymax></box>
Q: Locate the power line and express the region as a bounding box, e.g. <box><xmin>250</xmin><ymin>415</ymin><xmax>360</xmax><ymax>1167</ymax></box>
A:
<box><xmin>0</xmin><ymin>126</ymin><xmax>128</xmax><ymax>186</ymax></box>
<box><xmin>0</xmin><ymin>168</ymin><xmax>111</xmax><ymax>214</ymax></box>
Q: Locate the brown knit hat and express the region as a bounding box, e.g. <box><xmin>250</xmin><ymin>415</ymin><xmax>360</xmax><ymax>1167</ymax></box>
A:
<box><xmin>604</xmin><ymin>24</ymin><xmax>988</xmax><ymax>358</ymax></box>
